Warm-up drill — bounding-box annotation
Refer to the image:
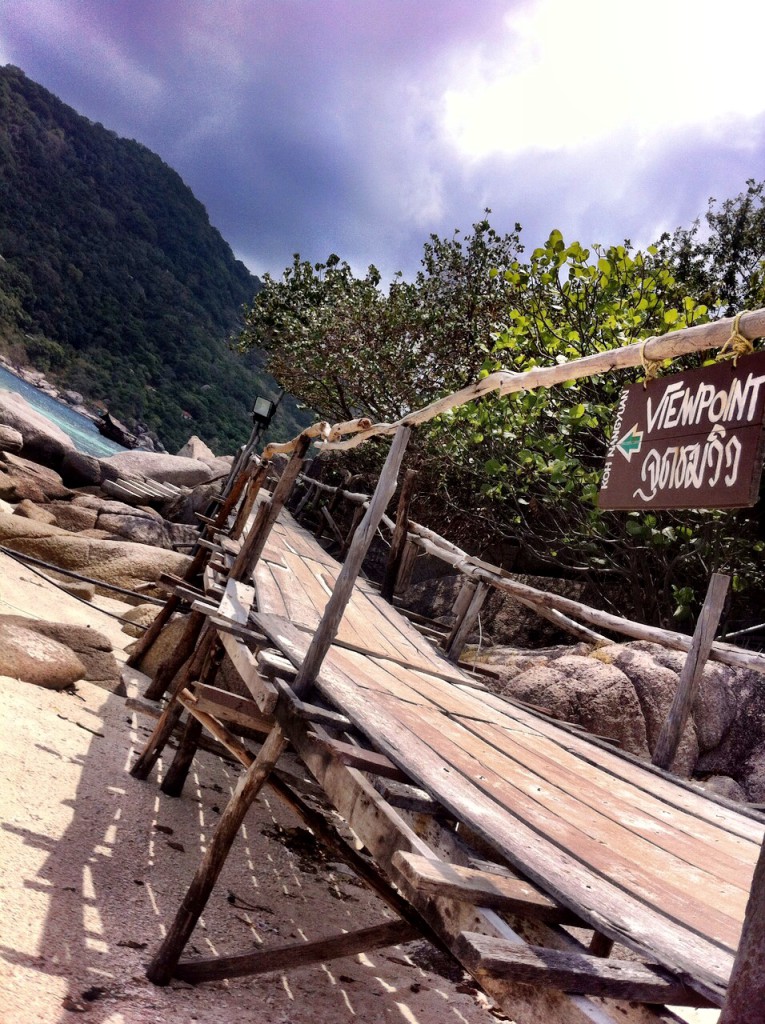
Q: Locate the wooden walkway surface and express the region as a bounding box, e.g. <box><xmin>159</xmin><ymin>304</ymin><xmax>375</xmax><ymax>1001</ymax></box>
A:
<box><xmin>252</xmin><ymin>512</ymin><xmax>764</xmax><ymax>1007</ymax></box>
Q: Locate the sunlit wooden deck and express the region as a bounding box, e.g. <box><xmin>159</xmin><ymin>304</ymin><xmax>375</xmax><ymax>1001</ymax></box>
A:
<box><xmin>251</xmin><ymin>510</ymin><xmax>763</xmax><ymax>1008</ymax></box>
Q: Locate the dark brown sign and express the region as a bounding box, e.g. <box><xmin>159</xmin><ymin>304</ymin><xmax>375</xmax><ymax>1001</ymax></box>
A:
<box><xmin>598</xmin><ymin>350</ymin><xmax>765</xmax><ymax>510</ymax></box>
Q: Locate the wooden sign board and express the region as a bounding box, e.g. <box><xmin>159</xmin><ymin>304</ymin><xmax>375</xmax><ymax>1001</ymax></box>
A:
<box><xmin>598</xmin><ymin>350</ymin><xmax>765</xmax><ymax>510</ymax></box>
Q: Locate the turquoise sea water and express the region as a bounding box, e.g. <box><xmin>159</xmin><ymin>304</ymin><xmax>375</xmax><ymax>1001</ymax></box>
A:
<box><xmin>0</xmin><ymin>365</ymin><xmax>126</xmax><ymax>458</ymax></box>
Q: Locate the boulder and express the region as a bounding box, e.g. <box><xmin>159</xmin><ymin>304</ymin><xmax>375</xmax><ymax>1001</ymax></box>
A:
<box><xmin>121</xmin><ymin>602</ymin><xmax>161</xmax><ymax>638</ymax></box>
<box><xmin>699</xmin><ymin>775</ymin><xmax>748</xmax><ymax>804</ymax></box>
<box><xmin>0</xmin><ymin>616</ymin><xmax>120</xmax><ymax>691</ymax></box>
<box><xmin>0</xmin><ymin>618</ymin><xmax>86</xmax><ymax>689</ymax></box>
<box><xmin>101</xmin><ymin>450</ymin><xmax>214</xmax><ymax>488</ymax></box>
<box><xmin>97</xmin><ymin>510</ymin><xmax>172</xmax><ymax>548</ymax></box>
<box><xmin>499</xmin><ymin>654</ymin><xmax>650</xmax><ymax>757</ymax></box>
<box><xmin>176</xmin><ymin>435</ymin><xmax>217</xmax><ymax>461</ymax></box>
<box><xmin>0</xmin><ymin>452</ymin><xmax>73</xmax><ymax>501</ymax></box>
<box><xmin>158</xmin><ymin>481</ymin><xmax>219</xmax><ymax>525</ymax></box>
<box><xmin>13</xmin><ymin>499</ymin><xmax>57</xmax><ymax>525</ymax></box>
<box><xmin>598</xmin><ymin>644</ymin><xmax>698</xmax><ymax>776</ymax></box>
<box><xmin>98</xmin><ymin>411</ymin><xmax>137</xmax><ymax>447</ymax></box>
<box><xmin>0</xmin><ymin>390</ymin><xmax>74</xmax><ymax>468</ymax></box>
<box><xmin>60</xmin><ymin>449</ymin><xmax>103</xmax><ymax>488</ymax></box>
<box><xmin>128</xmin><ymin>613</ymin><xmax>189</xmax><ymax>676</ymax></box>
<box><xmin>0</xmin><ymin>425</ymin><xmax>23</xmax><ymax>453</ymax></box>
<box><xmin>61</xmin><ymin>390</ymin><xmax>84</xmax><ymax>406</ymax></box>
<box><xmin>0</xmin><ymin>510</ymin><xmax>191</xmax><ymax>591</ymax></box>
<box><xmin>47</xmin><ymin>502</ymin><xmax>99</xmax><ymax>532</ymax></box>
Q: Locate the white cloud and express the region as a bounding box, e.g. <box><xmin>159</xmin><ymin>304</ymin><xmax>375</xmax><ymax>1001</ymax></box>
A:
<box><xmin>442</xmin><ymin>0</ymin><xmax>765</xmax><ymax>159</ymax></box>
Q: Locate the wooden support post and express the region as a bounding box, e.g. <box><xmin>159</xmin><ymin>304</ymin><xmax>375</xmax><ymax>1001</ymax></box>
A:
<box><xmin>445</xmin><ymin>581</ymin><xmax>489</xmax><ymax>662</ymax></box>
<box><xmin>175</xmin><ymin>919</ymin><xmax>418</xmax><ymax>984</ymax></box>
<box><xmin>228</xmin><ymin>430</ymin><xmax>314</xmax><ymax>582</ymax></box>
<box><xmin>292</xmin><ymin>426</ymin><xmax>411</xmax><ymax>698</ymax></box>
<box><xmin>652</xmin><ymin>572</ymin><xmax>729</xmax><ymax>770</ymax></box>
<box><xmin>719</xmin><ymin>835</ymin><xmax>765</xmax><ymax>1023</ymax></box>
<box><xmin>142</xmin><ymin>609</ymin><xmax>206</xmax><ymax>702</ymax></box>
<box><xmin>394</xmin><ymin>536</ymin><xmax>418</xmax><ymax>596</ymax></box>
<box><xmin>230</xmin><ymin>461</ymin><xmax>270</xmax><ymax>540</ymax></box>
<box><xmin>127</xmin><ymin>459</ymin><xmax>255</xmax><ymax>669</ymax></box>
<box><xmin>339</xmin><ymin>504</ymin><xmax>365</xmax><ymax>559</ymax></box>
<box><xmin>130</xmin><ymin>628</ymin><xmax>217</xmax><ymax>780</ymax></box>
<box><xmin>160</xmin><ymin>715</ymin><xmax>203</xmax><ymax>798</ymax></box>
<box><xmin>146</xmin><ymin>724</ymin><xmax>289</xmax><ymax>985</ymax></box>
<box><xmin>381</xmin><ymin>468</ymin><xmax>417</xmax><ymax>603</ymax></box>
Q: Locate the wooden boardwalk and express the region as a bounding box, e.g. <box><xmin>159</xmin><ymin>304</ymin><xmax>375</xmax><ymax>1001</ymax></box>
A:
<box><xmin>252</xmin><ymin>511</ymin><xmax>763</xmax><ymax>1008</ymax></box>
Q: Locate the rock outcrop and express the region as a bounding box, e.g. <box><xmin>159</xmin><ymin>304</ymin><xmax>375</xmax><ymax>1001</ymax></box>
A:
<box><xmin>0</xmin><ymin>391</ymin><xmax>74</xmax><ymax>468</ymax></box>
<box><xmin>101</xmin><ymin>450</ymin><xmax>215</xmax><ymax>487</ymax></box>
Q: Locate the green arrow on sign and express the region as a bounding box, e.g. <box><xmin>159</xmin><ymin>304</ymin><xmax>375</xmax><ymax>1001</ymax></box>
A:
<box><xmin>617</xmin><ymin>423</ymin><xmax>643</xmax><ymax>461</ymax></box>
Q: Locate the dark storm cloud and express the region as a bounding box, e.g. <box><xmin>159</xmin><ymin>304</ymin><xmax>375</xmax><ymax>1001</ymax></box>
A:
<box><xmin>2</xmin><ymin>0</ymin><xmax>765</xmax><ymax>285</ymax></box>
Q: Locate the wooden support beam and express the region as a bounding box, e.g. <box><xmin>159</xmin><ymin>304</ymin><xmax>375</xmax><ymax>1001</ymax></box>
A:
<box><xmin>291</xmin><ymin>426</ymin><xmax>411</xmax><ymax>698</ymax></box>
<box><xmin>175</xmin><ymin>919</ymin><xmax>419</xmax><ymax>984</ymax></box>
<box><xmin>230</xmin><ymin>461</ymin><xmax>270</xmax><ymax>540</ymax></box>
<box><xmin>218</xmin><ymin>632</ymin><xmax>279</xmax><ymax>714</ymax></box>
<box><xmin>320</xmin><ymin>505</ymin><xmax>345</xmax><ymax>546</ymax></box>
<box><xmin>184</xmin><ymin>683</ymin><xmax>273</xmax><ymax>734</ymax></box>
<box><xmin>160</xmin><ymin>714</ymin><xmax>203</xmax><ymax>798</ymax></box>
<box><xmin>271</xmin><ymin>676</ymin><xmax>351</xmax><ymax>731</ymax></box>
<box><xmin>445</xmin><ymin>581</ymin><xmax>489</xmax><ymax>662</ymax></box>
<box><xmin>316</xmin><ymin>735</ymin><xmax>411</xmax><ymax>782</ymax></box>
<box><xmin>719</xmin><ymin>834</ymin><xmax>765</xmax><ymax>1023</ymax></box>
<box><xmin>393</xmin><ymin>852</ymin><xmax>582</xmax><ymax>925</ymax></box>
<box><xmin>146</xmin><ymin>725</ymin><xmax>290</xmax><ymax>984</ymax></box>
<box><xmin>652</xmin><ymin>572</ymin><xmax>729</xmax><ymax>770</ymax></box>
<box><xmin>229</xmin><ymin>431</ymin><xmax>314</xmax><ymax>581</ymax></box>
<box><xmin>455</xmin><ymin>933</ymin><xmax>715</xmax><ymax>1007</ymax></box>
<box><xmin>339</xmin><ymin>504</ymin><xmax>365</xmax><ymax>559</ymax></box>
<box><xmin>381</xmin><ymin>468</ymin><xmax>417</xmax><ymax>602</ymax></box>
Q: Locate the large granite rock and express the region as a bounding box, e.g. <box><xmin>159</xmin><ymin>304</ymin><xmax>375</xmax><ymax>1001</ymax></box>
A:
<box><xmin>0</xmin><ymin>425</ymin><xmax>23</xmax><ymax>453</ymax></box>
<box><xmin>0</xmin><ymin>616</ymin><xmax>120</xmax><ymax>691</ymax></box>
<box><xmin>60</xmin><ymin>449</ymin><xmax>103</xmax><ymax>488</ymax></box>
<box><xmin>0</xmin><ymin>510</ymin><xmax>190</xmax><ymax>591</ymax></box>
<box><xmin>100</xmin><ymin>450</ymin><xmax>214</xmax><ymax>487</ymax></box>
<box><xmin>0</xmin><ymin>618</ymin><xmax>85</xmax><ymax>690</ymax></box>
<box><xmin>0</xmin><ymin>391</ymin><xmax>74</xmax><ymax>468</ymax></box>
<box><xmin>499</xmin><ymin>654</ymin><xmax>650</xmax><ymax>757</ymax></box>
<box><xmin>0</xmin><ymin>452</ymin><xmax>73</xmax><ymax>503</ymax></box>
<box><xmin>176</xmin><ymin>434</ymin><xmax>217</xmax><ymax>461</ymax></box>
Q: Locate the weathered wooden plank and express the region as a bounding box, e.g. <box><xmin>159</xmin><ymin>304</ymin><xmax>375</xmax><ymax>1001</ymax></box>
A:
<box><xmin>464</xmin><ymin>686</ymin><xmax>765</xmax><ymax>843</ymax></box>
<box><xmin>278</xmin><ymin>717</ymin><xmax>674</xmax><ymax>1024</ymax></box>
<box><xmin>396</xmin><ymin>703</ymin><xmax>746</xmax><ymax>947</ymax></box>
<box><xmin>315</xmin><ymin>735</ymin><xmax>411</xmax><ymax>781</ymax></box>
<box><xmin>218</xmin><ymin>632</ymin><xmax>278</xmax><ymax>715</ymax></box>
<box><xmin>252</xmin><ymin>614</ymin><xmax>732</xmax><ymax>1004</ymax></box>
<box><xmin>186</xmin><ymin>683</ymin><xmax>273</xmax><ymax>734</ymax></box>
<box><xmin>219</xmin><ymin>578</ymin><xmax>256</xmax><ymax>623</ymax></box>
<box><xmin>460</xmin><ymin>715</ymin><xmax>757</xmax><ymax>885</ymax></box>
<box><xmin>455</xmin><ymin>934</ymin><xmax>715</xmax><ymax>1007</ymax></box>
<box><xmin>394</xmin><ymin>852</ymin><xmax>582</xmax><ymax>925</ymax></box>
<box><xmin>175</xmin><ymin>919</ymin><xmax>419</xmax><ymax>983</ymax></box>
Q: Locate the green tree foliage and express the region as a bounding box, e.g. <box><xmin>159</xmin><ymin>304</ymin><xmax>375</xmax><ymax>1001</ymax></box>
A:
<box><xmin>238</xmin><ymin>218</ymin><xmax>522</xmax><ymax>422</ymax></box>
<box><xmin>0</xmin><ymin>65</ymin><xmax>305</xmax><ymax>451</ymax></box>
<box><xmin>239</xmin><ymin>216</ymin><xmax>765</xmax><ymax>630</ymax></box>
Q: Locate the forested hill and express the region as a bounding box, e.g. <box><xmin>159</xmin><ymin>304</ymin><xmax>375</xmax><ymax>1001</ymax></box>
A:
<box><xmin>0</xmin><ymin>65</ymin><xmax>304</xmax><ymax>452</ymax></box>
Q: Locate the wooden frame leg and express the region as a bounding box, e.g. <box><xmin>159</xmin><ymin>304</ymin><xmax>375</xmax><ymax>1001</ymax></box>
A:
<box><xmin>160</xmin><ymin>715</ymin><xmax>203</xmax><ymax>798</ymax></box>
<box><xmin>130</xmin><ymin>629</ymin><xmax>217</xmax><ymax>781</ymax></box>
<box><xmin>146</xmin><ymin>725</ymin><xmax>288</xmax><ymax>985</ymax></box>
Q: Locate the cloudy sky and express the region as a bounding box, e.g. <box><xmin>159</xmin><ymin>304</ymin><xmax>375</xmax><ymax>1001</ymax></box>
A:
<box><xmin>3</xmin><ymin>0</ymin><xmax>765</xmax><ymax>282</ymax></box>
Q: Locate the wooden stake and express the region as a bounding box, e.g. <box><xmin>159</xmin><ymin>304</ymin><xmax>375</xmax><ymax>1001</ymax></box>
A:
<box><xmin>446</xmin><ymin>581</ymin><xmax>489</xmax><ymax>662</ymax></box>
<box><xmin>652</xmin><ymin>573</ymin><xmax>729</xmax><ymax>771</ymax></box>
<box><xmin>381</xmin><ymin>468</ymin><xmax>417</xmax><ymax>602</ymax></box>
<box><xmin>160</xmin><ymin>715</ymin><xmax>203</xmax><ymax>798</ymax></box>
<box><xmin>292</xmin><ymin>426</ymin><xmax>411</xmax><ymax>698</ymax></box>
<box><xmin>127</xmin><ymin>458</ymin><xmax>254</xmax><ymax>668</ymax></box>
<box><xmin>130</xmin><ymin>627</ymin><xmax>217</xmax><ymax>780</ymax></box>
<box><xmin>230</xmin><ymin>461</ymin><xmax>269</xmax><ymax>540</ymax></box>
<box><xmin>228</xmin><ymin>431</ymin><xmax>314</xmax><ymax>582</ymax></box>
